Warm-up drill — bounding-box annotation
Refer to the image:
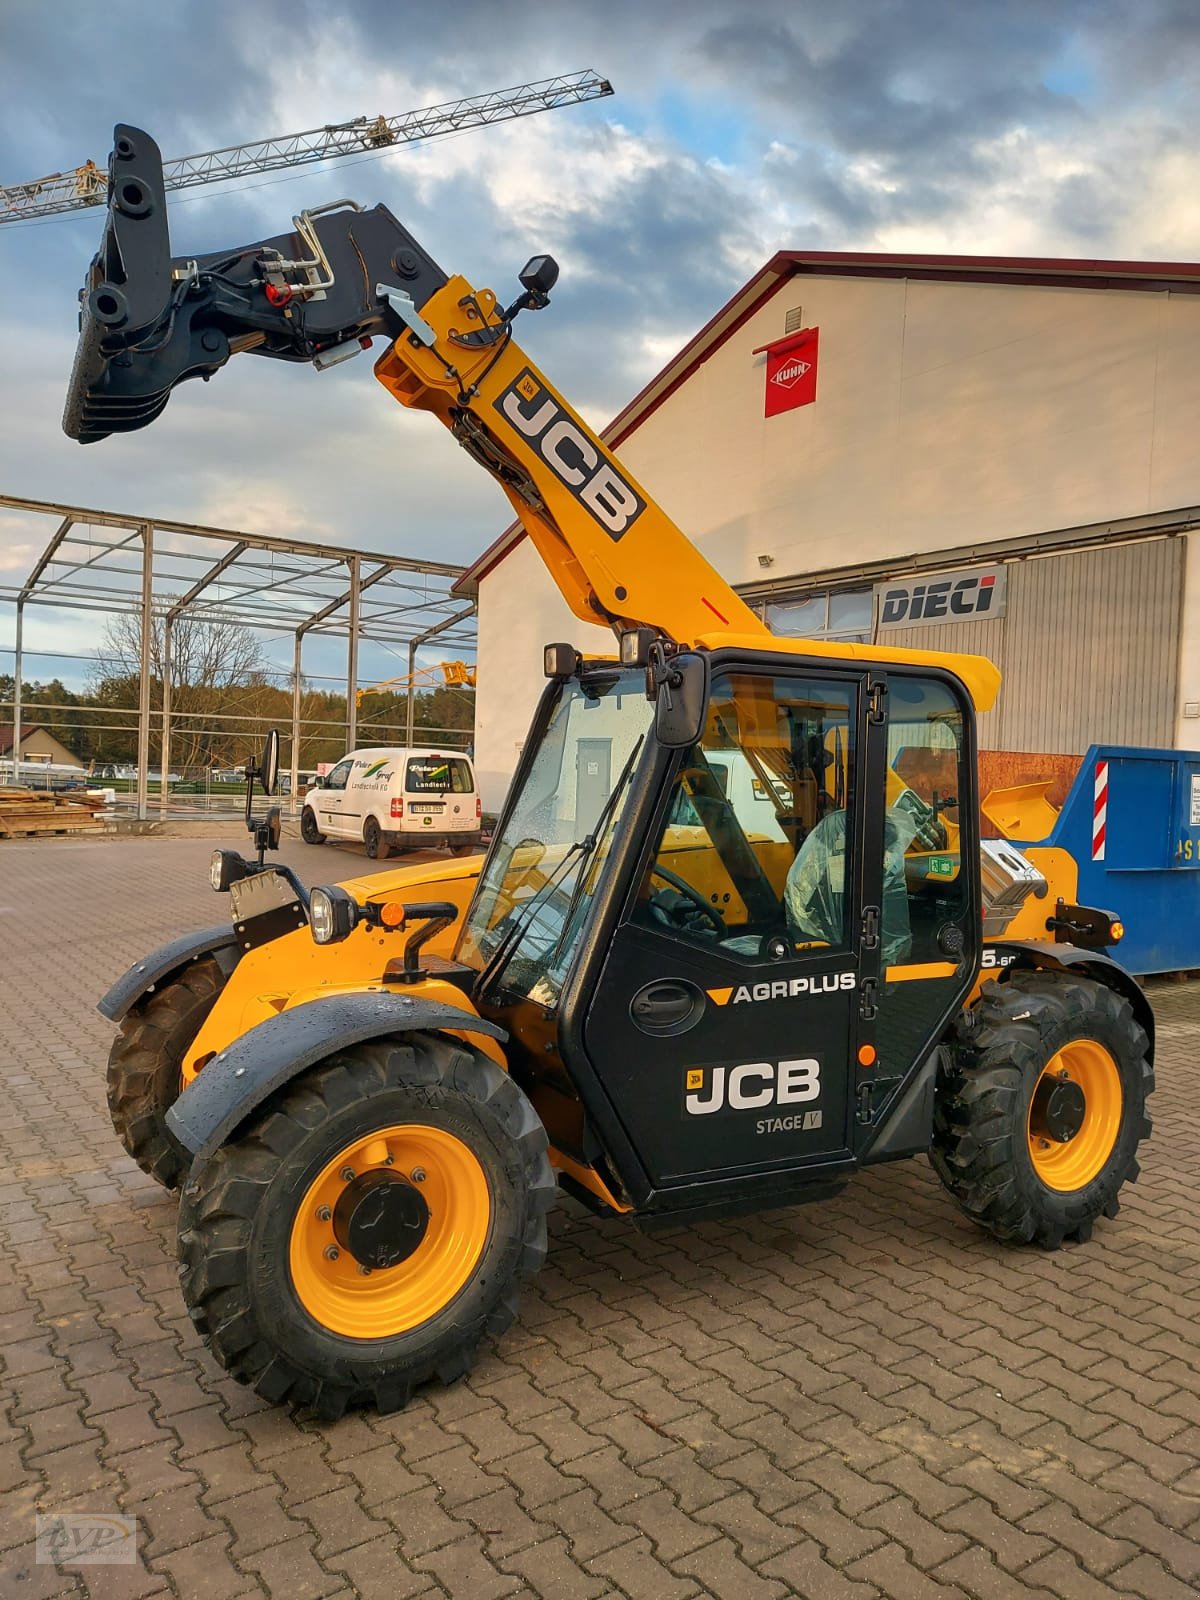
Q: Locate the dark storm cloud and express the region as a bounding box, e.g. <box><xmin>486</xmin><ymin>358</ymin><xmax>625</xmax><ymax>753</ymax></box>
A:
<box><xmin>696</xmin><ymin>3</ymin><xmax>1074</xmax><ymax>156</ymax></box>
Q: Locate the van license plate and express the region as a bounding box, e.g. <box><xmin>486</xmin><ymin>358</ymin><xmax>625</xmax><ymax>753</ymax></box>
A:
<box><xmin>409</xmin><ymin>803</ymin><xmax>443</xmax><ymax>815</ymax></box>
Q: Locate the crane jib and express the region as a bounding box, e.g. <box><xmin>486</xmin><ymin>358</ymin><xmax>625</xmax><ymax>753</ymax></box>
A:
<box><xmin>495</xmin><ymin>370</ymin><xmax>646</xmax><ymax>540</ymax></box>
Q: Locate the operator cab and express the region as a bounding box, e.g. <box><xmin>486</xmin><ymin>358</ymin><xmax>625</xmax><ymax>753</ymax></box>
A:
<box><xmin>455</xmin><ymin>644</ymin><xmax>982</xmax><ymax>1216</ymax></box>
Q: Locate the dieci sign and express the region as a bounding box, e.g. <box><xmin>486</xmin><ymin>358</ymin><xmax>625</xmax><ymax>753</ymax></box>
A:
<box><xmin>755</xmin><ymin>327</ymin><xmax>819</xmax><ymax>417</ymax></box>
<box><xmin>875</xmin><ymin>565</ymin><xmax>1007</xmax><ymax>629</ymax></box>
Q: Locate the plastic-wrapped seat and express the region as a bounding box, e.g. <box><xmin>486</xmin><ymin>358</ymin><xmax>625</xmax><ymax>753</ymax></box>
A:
<box><xmin>784</xmin><ymin>809</ymin><xmax>918</xmax><ymax>965</ymax></box>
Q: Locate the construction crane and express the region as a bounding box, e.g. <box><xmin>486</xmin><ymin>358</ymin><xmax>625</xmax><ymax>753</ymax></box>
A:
<box><xmin>0</xmin><ymin>71</ymin><xmax>612</xmax><ymax>223</ymax></box>
<box><xmin>355</xmin><ymin>659</ymin><xmax>477</xmax><ymax>710</ymax></box>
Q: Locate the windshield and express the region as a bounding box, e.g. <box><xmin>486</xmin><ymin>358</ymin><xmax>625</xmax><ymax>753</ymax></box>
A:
<box><xmin>458</xmin><ymin>668</ymin><xmax>653</xmax><ymax>1007</ymax></box>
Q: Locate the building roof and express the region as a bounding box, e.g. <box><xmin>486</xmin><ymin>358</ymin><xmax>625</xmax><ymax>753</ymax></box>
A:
<box><xmin>0</xmin><ymin>723</ymin><xmax>76</xmax><ymax>756</ymax></box>
<box><xmin>456</xmin><ymin>249</ymin><xmax>1200</xmax><ymax>592</ymax></box>
<box><xmin>0</xmin><ymin>723</ymin><xmax>43</xmax><ymax>754</ymax></box>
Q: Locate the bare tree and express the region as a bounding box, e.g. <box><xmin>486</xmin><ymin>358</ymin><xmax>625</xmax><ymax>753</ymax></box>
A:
<box><xmin>93</xmin><ymin>613</ymin><xmax>268</xmax><ymax>770</ymax></box>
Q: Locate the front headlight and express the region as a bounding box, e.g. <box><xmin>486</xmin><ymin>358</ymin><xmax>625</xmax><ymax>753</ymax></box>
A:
<box><xmin>310</xmin><ymin>885</ymin><xmax>359</xmax><ymax>945</ymax></box>
<box><xmin>210</xmin><ymin>848</ymin><xmax>249</xmax><ymax>893</ymax></box>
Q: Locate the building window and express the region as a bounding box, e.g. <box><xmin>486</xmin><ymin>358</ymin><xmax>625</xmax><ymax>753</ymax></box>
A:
<box><xmin>765</xmin><ymin>588</ymin><xmax>872</xmax><ymax>644</ymax></box>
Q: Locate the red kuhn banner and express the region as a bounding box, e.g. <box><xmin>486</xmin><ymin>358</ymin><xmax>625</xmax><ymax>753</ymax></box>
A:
<box><xmin>756</xmin><ymin>327</ymin><xmax>819</xmax><ymax>417</ymax></box>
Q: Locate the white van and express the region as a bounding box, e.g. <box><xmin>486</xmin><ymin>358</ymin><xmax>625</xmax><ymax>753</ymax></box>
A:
<box><xmin>300</xmin><ymin>747</ymin><xmax>482</xmax><ymax>859</ymax></box>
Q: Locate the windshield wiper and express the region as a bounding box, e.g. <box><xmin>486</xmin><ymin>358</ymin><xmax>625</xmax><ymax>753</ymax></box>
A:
<box><xmin>474</xmin><ymin>838</ymin><xmax>587</xmax><ymax>1004</ymax></box>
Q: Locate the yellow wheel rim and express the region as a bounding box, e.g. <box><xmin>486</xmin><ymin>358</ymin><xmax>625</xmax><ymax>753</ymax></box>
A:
<box><xmin>1027</xmin><ymin>1040</ymin><xmax>1123</xmax><ymax>1192</ymax></box>
<box><xmin>288</xmin><ymin>1124</ymin><xmax>491</xmax><ymax>1339</ymax></box>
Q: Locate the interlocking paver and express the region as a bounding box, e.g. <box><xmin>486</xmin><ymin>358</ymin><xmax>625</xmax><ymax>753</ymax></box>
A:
<box><xmin>585</xmin><ymin>1534</ymin><xmax>700</xmax><ymax>1599</ymax></box>
<box><xmin>500</xmin><ymin>1532</ymin><xmax>607</xmax><ymax>1599</ymax></box>
<box><xmin>1</xmin><ymin>831</ymin><xmax>1198</xmax><ymax>1598</ymax></box>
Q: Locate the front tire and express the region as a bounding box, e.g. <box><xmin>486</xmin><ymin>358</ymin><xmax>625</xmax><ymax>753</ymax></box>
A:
<box><xmin>107</xmin><ymin>956</ymin><xmax>227</xmax><ymax>1189</ymax></box>
<box><xmin>177</xmin><ymin>1035</ymin><xmax>556</xmax><ymax>1418</ymax></box>
<box><xmin>932</xmin><ymin>969</ymin><xmax>1153</xmax><ymax>1249</ymax></box>
<box><xmin>300</xmin><ymin>807</ymin><xmax>325</xmax><ymax>845</ymax></box>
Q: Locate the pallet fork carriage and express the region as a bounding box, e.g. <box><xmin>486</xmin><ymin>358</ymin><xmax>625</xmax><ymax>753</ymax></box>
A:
<box><xmin>75</xmin><ymin>126</ymin><xmax>1154</xmax><ymax>1418</ymax></box>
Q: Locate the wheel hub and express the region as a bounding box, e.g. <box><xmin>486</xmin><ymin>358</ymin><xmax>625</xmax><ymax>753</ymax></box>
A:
<box><xmin>332</xmin><ymin>1170</ymin><xmax>429</xmax><ymax>1269</ymax></box>
<box><xmin>1030</xmin><ymin>1074</ymin><xmax>1086</xmax><ymax>1144</ymax></box>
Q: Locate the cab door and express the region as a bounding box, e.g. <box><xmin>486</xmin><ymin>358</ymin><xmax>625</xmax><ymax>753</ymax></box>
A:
<box><xmin>857</xmin><ymin>669</ymin><xmax>981</xmax><ymax>1152</ymax></box>
<box><xmin>582</xmin><ymin>665</ymin><xmax>882</xmax><ymax>1190</ymax></box>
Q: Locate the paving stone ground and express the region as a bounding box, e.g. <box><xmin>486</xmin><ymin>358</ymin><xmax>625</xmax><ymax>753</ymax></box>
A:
<box><xmin>1</xmin><ymin>830</ymin><xmax>1197</xmax><ymax>1599</ymax></box>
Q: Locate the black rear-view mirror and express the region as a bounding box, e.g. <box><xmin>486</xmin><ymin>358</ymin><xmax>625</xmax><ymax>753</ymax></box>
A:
<box><xmin>259</xmin><ymin>729</ymin><xmax>280</xmax><ymax>797</ymax></box>
<box><xmin>653</xmin><ymin>651</ymin><xmax>710</xmax><ymax>750</ymax></box>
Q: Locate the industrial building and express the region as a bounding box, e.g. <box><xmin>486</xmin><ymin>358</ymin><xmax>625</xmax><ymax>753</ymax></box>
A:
<box><xmin>459</xmin><ymin>252</ymin><xmax>1200</xmax><ymax>809</ymax></box>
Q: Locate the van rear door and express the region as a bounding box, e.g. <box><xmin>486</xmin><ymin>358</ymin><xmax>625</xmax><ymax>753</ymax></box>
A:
<box><xmin>404</xmin><ymin>754</ymin><xmax>476</xmax><ymax>835</ymax></box>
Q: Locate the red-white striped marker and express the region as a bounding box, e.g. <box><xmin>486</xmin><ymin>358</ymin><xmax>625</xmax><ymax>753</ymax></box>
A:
<box><xmin>1092</xmin><ymin>759</ymin><xmax>1109</xmax><ymax>861</ymax></box>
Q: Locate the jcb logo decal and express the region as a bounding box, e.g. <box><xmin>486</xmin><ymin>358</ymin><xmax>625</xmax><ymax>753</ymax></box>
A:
<box><xmin>685</xmin><ymin>1059</ymin><xmax>821</xmax><ymax>1116</ymax></box>
<box><xmin>496</xmin><ymin>369</ymin><xmax>646</xmax><ymax>540</ymax></box>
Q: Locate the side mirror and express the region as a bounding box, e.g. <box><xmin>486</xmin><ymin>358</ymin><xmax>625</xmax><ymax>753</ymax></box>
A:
<box><xmin>259</xmin><ymin>729</ymin><xmax>280</xmax><ymax>797</ymax></box>
<box><xmin>652</xmin><ymin>651</ymin><xmax>710</xmax><ymax>750</ymax></box>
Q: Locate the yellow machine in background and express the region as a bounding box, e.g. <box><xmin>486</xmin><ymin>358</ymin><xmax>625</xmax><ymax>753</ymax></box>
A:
<box><xmin>354</xmin><ymin>659</ymin><xmax>477</xmax><ymax>709</ymax></box>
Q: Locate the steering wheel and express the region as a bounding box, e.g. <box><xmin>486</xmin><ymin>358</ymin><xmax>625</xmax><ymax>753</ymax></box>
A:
<box><xmin>649</xmin><ymin>865</ymin><xmax>726</xmax><ymax>935</ymax></box>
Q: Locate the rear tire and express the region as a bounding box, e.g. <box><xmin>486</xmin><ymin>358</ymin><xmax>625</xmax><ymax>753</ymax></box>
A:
<box><xmin>932</xmin><ymin>969</ymin><xmax>1153</xmax><ymax>1249</ymax></box>
<box><xmin>107</xmin><ymin>956</ymin><xmax>227</xmax><ymax>1189</ymax></box>
<box><xmin>177</xmin><ymin>1034</ymin><xmax>556</xmax><ymax>1418</ymax></box>
<box><xmin>449</xmin><ymin>838</ymin><xmax>478</xmax><ymax>856</ymax></box>
<box><xmin>363</xmin><ymin>816</ymin><xmax>394</xmax><ymax>859</ymax></box>
<box><xmin>300</xmin><ymin>808</ymin><xmax>325</xmax><ymax>845</ymax></box>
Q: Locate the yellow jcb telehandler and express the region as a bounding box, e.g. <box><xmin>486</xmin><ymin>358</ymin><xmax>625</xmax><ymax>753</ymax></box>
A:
<box><xmin>68</xmin><ymin>126</ymin><xmax>1152</xmax><ymax>1418</ymax></box>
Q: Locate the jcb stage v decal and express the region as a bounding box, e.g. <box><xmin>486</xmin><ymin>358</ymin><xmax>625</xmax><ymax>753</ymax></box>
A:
<box><xmin>496</xmin><ymin>370</ymin><xmax>646</xmax><ymax>540</ymax></box>
<box><xmin>684</xmin><ymin>1060</ymin><xmax>823</xmax><ymax>1136</ymax></box>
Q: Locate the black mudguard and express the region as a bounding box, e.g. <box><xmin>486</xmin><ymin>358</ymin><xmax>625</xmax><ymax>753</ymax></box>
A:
<box><xmin>165</xmin><ymin>992</ymin><xmax>508</xmax><ymax>1162</ymax></box>
<box><xmin>989</xmin><ymin>940</ymin><xmax>1155</xmax><ymax>1061</ymax></box>
<box><xmin>97</xmin><ymin>925</ymin><xmax>241</xmax><ymax>1023</ymax></box>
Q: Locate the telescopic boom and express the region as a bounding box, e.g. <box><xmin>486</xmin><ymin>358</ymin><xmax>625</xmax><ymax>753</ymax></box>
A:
<box><xmin>64</xmin><ymin>125</ymin><xmax>767</xmax><ymax>648</ymax></box>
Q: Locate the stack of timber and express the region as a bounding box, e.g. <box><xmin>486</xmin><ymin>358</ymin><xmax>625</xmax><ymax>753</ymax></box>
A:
<box><xmin>0</xmin><ymin>788</ymin><xmax>107</xmax><ymax>839</ymax></box>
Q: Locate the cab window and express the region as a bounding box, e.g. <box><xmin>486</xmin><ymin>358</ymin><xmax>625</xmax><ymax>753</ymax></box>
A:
<box><xmin>634</xmin><ymin>672</ymin><xmax>857</xmax><ymax>960</ymax></box>
<box><xmin>325</xmin><ymin>761</ymin><xmax>351</xmax><ymax>791</ymax></box>
<box><xmin>884</xmin><ymin>677</ymin><xmax>969</xmax><ymax>968</ymax></box>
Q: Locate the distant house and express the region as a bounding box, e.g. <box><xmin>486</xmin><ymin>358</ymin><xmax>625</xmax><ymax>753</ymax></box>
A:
<box><xmin>0</xmin><ymin>723</ymin><xmax>84</xmax><ymax>768</ymax></box>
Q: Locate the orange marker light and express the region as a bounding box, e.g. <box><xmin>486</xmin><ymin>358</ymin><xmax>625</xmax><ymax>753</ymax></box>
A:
<box><xmin>1110</xmin><ymin>921</ymin><xmax>1124</xmax><ymax>941</ymax></box>
<box><xmin>379</xmin><ymin>903</ymin><xmax>407</xmax><ymax>929</ymax></box>
<box><xmin>857</xmin><ymin>1044</ymin><xmax>877</xmax><ymax>1067</ymax></box>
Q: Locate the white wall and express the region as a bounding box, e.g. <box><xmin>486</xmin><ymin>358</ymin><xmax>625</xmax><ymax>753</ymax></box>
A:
<box><xmin>620</xmin><ymin>276</ymin><xmax>1200</xmax><ymax>583</ymax></box>
<box><xmin>476</xmin><ymin>274</ymin><xmax>1200</xmax><ymax>799</ymax></box>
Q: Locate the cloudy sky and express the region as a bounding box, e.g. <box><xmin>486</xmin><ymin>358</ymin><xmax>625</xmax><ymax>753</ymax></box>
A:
<box><xmin>3</xmin><ymin>0</ymin><xmax>1199</xmax><ymax>689</ymax></box>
